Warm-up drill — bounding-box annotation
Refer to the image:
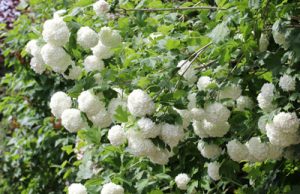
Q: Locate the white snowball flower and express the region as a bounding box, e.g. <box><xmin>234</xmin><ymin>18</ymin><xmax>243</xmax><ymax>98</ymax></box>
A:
<box><xmin>218</xmin><ymin>85</ymin><xmax>242</xmax><ymax>100</ymax></box>
<box><xmin>257</xmin><ymin>93</ymin><xmax>275</xmax><ymax>112</ymax></box>
<box><xmin>207</xmin><ymin>161</ymin><xmax>221</xmax><ymax>181</ymax></box>
<box><xmin>190</xmin><ymin>108</ymin><xmax>205</xmax><ymax>121</ymax></box>
<box><xmin>192</xmin><ymin>120</ymin><xmax>209</xmax><ymax>138</ymax></box>
<box><xmin>61</xmin><ymin>109</ymin><xmax>85</xmax><ymax>133</ymax></box>
<box><xmin>236</xmin><ymin>96</ymin><xmax>254</xmax><ymax>111</ymax></box>
<box><xmin>258</xmin><ymin>116</ymin><xmax>267</xmax><ymax>133</ymax></box>
<box><xmin>88</xmin><ymin>110</ymin><xmax>112</xmax><ymax>128</ymax></box>
<box><xmin>202</xmin><ymin>119</ymin><xmax>230</xmax><ymax>137</ymax></box>
<box><xmin>92</xmin><ymin>41</ymin><xmax>114</xmax><ymax>59</ymax></box>
<box><xmin>101</xmin><ymin>182</ymin><xmax>124</xmax><ymax>194</ymax></box>
<box><xmin>260</xmin><ymin>83</ymin><xmax>275</xmax><ymax>97</ymax></box>
<box><xmin>25</xmin><ymin>40</ymin><xmax>43</xmax><ymax>58</ymax></box>
<box><xmin>246</xmin><ymin>137</ymin><xmax>269</xmax><ymax>162</ymax></box>
<box><xmin>259</xmin><ymin>33</ymin><xmax>269</xmax><ymax>52</ymax></box>
<box><xmin>187</xmin><ymin>92</ymin><xmax>197</xmax><ymax>109</ymax></box>
<box><xmin>177</xmin><ymin>60</ymin><xmax>197</xmax><ymax>84</ymax></box>
<box><xmin>273</xmin><ymin>112</ymin><xmax>299</xmax><ymax>133</ymax></box>
<box><xmin>197</xmin><ymin>140</ymin><xmax>222</xmax><ymax>159</ymax></box>
<box><xmin>272</xmin><ymin>27</ymin><xmax>289</xmax><ymax>50</ymax></box>
<box><xmin>108</xmin><ymin>125</ymin><xmax>126</xmax><ymax>146</ymax></box>
<box><xmin>279</xmin><ymin>74</ymin><xmax>296</xmax><ymax>92</ymax></box>
<box><xmin>174</xmin><ymin>108</ymin><xmax>192</xmax><ymax>129</ymax></box>
<box><xmin>93</xmin><ymin>0</ymin><xmax>110</xmax><ymax>16</ymax></box>
<box><xmin>30</xmin><ymin>57</ymin><xmax>46</xmax><ymax>74</ymax></box>
<box><xmin>49</xmin><ymin>91</ymin><xmax>72</xmax><ymax>118</ymax></box>
<box><xmin>127</xmin><ymin>89</ymin><xmax>155</xmax><ymax>117</ymax></box>
<box><xmin>77</xmin><ymin>27</ymin><xmax>99</xmax><ymax>49</ymax></box>
<box><xmin>148</xmin><ymin>148</ymin><xmax>170</xmax><ymax>165</ymax></box>
<box><xmin>68</xmin><ymin>183</ymin><xmax>87</xmax><ymax>194</ymax></box>
<box><xmin>197</xmin><ymin>76</ymin><xmax>212</xmax><ymax>91</ymax></box>
<box><xmin>64</xmin><ymin>65</ymin><xmax>82</xmax><ymax>80</ymax></box>
<box><xmin>41</xmin><ymin>43</ymin><xmax>72</xmax><ymax>73</ymax></box>
<box><xmin>175</xmin><ymin>173</ymin><xmax>190</xmax><ymax>190</ymax></box>
<box><xmin>205</xmin><ymin>102</ymin><xmax>231</xmax><ymax>123</ymax></box>
<box><xmin>42</xmin><ymin>17</ymin><xmax>70</xmax><ymax>46</ymax></box>
<box><xmin>99</xmin><ymin>27</ymin><xmax>122</xmax><ymax>48</ymax></box>
<box><xmin>78</xmin><ymin>90</ymin><xmax>105</xmax><ymax>115</ymax></box>
<box><xmin>226</xmin><ymin>139</ymin><xmax>248</xmax><ymax>162</ymax></box>
<box><xmin>126</xmin><ymin>130</ymin><xmax>156</xmax><ymax>157</ymax></box>
<box><xmin>83</xmin><ymin>55</ymin><xmax>104</xmax><ymax>72</ymax></box>
<box><xmin>137</xmin><ymin>118</ymin><xmax>161</xmax><ymax>138</ymax></box>
<box><xmin>160</xmin><ymin>123</ymin><xmax>184</xmax><ymax>148</ymax></box>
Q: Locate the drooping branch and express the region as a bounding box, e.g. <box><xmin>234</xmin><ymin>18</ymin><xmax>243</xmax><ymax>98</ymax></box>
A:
<box><xmin>116</xmin><ymin>6</ymin><xmax>226</xmax><ymax>13</ymax></box>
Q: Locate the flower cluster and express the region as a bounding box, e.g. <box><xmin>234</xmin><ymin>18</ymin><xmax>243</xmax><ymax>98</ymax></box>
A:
<box><xmin>257</xmin><ymin>83</ymin><xmax>276</xmax><ymax>112</ymax></box>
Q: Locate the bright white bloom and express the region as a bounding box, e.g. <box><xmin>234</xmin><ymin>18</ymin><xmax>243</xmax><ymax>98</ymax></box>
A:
<box><xmin>64</xmin><ymin>65</ymin><xmax>82</xmax><ymax>80</ymax></box>
<box><xmin>61</xmin><ymin>109</ymin><xmax>85</xmax><ymax>133</ymax></box>
<box><xmin>218</xmin><ymin>85</ymin><xmax>242</xmax><ymax>100</ymax></box>
<box><xmin>78</xmin><ymin>90</ymin><xmax>105</xmax><ymax>115</ymax></box>
<box><xmin>192</xmin><ymin>120</ymin><xmax>209</xmax><ymax>138</ymax></box>
<box><xmin>148</xmin><ymin>148</ymin><xmax>170</xmax><ymax>165</ymax></box>
<box><xmin>92</xmin><ymin>41</ymin><xmax>114</xmax><ymax>59</ymax></box>
<box><xmin>160</xmin><ymin>124</ymin><xmax>184</xmax><ymax>148</ymax></box>
<box><xmin>137</xmin><ymin>118</ymin><xmax>161</xmax><ymax>138</ymax></box>
<box><xmin>25</xmin><ymin>40</ymin><xmax>43</xmax><ymax>58</ymax></box>
<box><xmin>202</xmin><ymin>119</ymin><xmax>230</xmax><ymax>137</ymax></box>
<box><xmin>260</xmin><ymin>83</ymin><xmax>275</xmax><ymax>97</ymax></box>
<box><xmin>226</xmin><ymin>139</ymin><xmax>248</xmax><ymax>162</ymax></box>
<box><xmin>127</xmin><ymin>89</ymin><xmax>155</xmax><ymax>117</ymax></box>
<box><xmin>197</xmin><ymin>76</ymin><xmax>212</xmax><ymax>91</ymax></box>
<box><xmin>258</xmin><ymin>116</ymin><xmax>267</xmax><ymax>133</ymax></box>
<box><xmin>83</xmin><ymin>55</ymin><xmax>104</xmax><ymax>72</ymax></box>
<box><xmin>41</xmin><ymin>43</ymin><xmax>72</xmax><ymax>73</ymax></box>
<box><xmin>99</xmin><ymin>27</ymin><xmax>122</xmax><ymax>48</ymax></box>
<box><xmin>126</xmin><ymin>131</ymin><xmax>156</xmax><ymax>157</ymax></box>
<box><xmin>30</xmin><ymin>57</ymin><xmax>46</xmax><ymax>74</ymax></box>
<box><xmin>197</xmin><ymin>140</ymin><xmax>222</xmax><ymax>159</ymax></box>
<box><xmin>257</xmin><ymin>83</ymin><xmax>276</xmax><ymax>112</ymax></box>
<box><xmin>49</xmin><ymin>91</ymin><xmax>72</xmax><ymax>118</ymax></box>
<box><xmin>205</xmin><ymin>102</ymin><xmax>231</xmax><ymax>123</ymax></box>
<box><xmin>236</xmin><ymin>96</ymin><xmax>254</xmax><ymax>111</ymax></box>
<box><xmin>279</xmin><ymin>74</ymin><xmax>296</xmax><ymax>92</ymax></box>
<box><xmin>175</xmin><ymin>173</ymin><xmax>190</xmax><ymax>190</ymax></box>
<box><xmin>177</xmin><ymin>60</ymin><xmax>197</xmax><ymax>84</ymax></box>
<box><xmin>259</xmin><ymin>33</ymin><xmax>269</xmax><ymax>52</ymax></box>
<box><xmin>88</xmin><ymin>110</ymin><xmax>112</xmax><ymax>128</ymax></box>
<box><xmin>266</xmin><ymin>123</ymin><xmax>300</xmax><ymax>147</ymax></box>
<box><xmin>273</xmin><ymin>112</ymin><xmax>299</xmax><ymax>133</ymax></box>
<box><xmin>93</xmin><ymin>0</ymin><xmax>110</xmax><ymax>16</ymax></box>
<box><xmin>108</xmin><ymin>125</ymin><xmax>126</xmax><ymax>146</ymax></box>
<box><xmin>68</xmin><ymin>183</ymin><xmax>87</xmax><ymax>194</ymax></box>
<box><xmin>174</xmin><ymin>108</ymin><xmax>192</xmax><ymax>129</ymax></box>
<box><xmin>246</xmin><ymin>137</ymin><xmax>269</xmax><ymax>162</ymax></box>
<box><xmin>77</xmin><ymin>27</ymin><xmax>99</xmax><ymax>49</ymax></box>
<box><xmin>191</xmin><ymin>108</ymin><xmax>205</xmax><ymax>121</ymax></box>
<box><xmin>207</xmin><ymin>161</ymin><xmax>221</xmax><ymax>181</ymax></box>
<box><xmin>42</xmin><ymin>17</ymin><xmax>70</xmax><ymax>46</ymax></box>
<box><xmin>101</xmin><ymin>182</ymin><xmax>124</xmax><ymax>194</ymax></box>
<box><xmin>187</xmin><ymin>92</ymin><xmax>197</xmax><ymax>109</ymax></box>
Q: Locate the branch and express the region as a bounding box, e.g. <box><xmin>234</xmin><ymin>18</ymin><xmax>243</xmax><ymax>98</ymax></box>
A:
<box><xmin>116</xmin><ymin>6</ymin><xmax>226</xmax><ymax>13</ymax></box>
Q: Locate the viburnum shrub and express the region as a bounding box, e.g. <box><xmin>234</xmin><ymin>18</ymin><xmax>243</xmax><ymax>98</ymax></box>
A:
<box><xmin>23</xmin><ymin>0</ymin><xmax>300</xmax><ymax>193</ymax></box>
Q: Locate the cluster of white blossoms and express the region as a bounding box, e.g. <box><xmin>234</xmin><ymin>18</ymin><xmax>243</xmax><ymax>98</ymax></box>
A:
<box><xmin>226</xmin><ymin>137</ymin><xmax>283</xmax><ymax>162</ymax></box>
<box><xmin>137</xmin><ymin>117</ymin><xmax>161</xmax><ymax>138</ymax></box>
<box><xmin>108</xmin><ymin>125</ymin><xmax>126</xmax><ymax>146</ymax></box>
<box><xmin>197</xmin><ymin>76</ymin><xmax>213</xmax><ymax>91</ymax></box>
<box><xmin>77</xmin><ymin>27</ymin><xmax>99</xmax><ymax>49</ymax></box>
<box><xmin>175</xmin><ymin>173</ymin><xmax>190</xmax><ymax>190</ymax></box>
<box><xmin>236</xmin><ymin>96</ymin><xmax>254</xmax><ymax>111</ymax></box>
<box><xmin>68</xmin><ymin>183</ymin><xmax>87</xmax><ymax>194</ymax></box>
<box><xmin>101</xmin><ymin>182</ymin><xmax>124</xmax><ymax>194</ymax></box>
<box><xmin>25</xmin><ymin>40</ymin><xmax>46</xmax><ymax>74</ymax></box>
<box><xmin>207</xmin><ymin>161</ymin><xmax>221</xmax><ymax>181</ymax></box>
<box><xmin>257</xmin><ymin>83</ymin><xmax>276</xmax><ymax>112</ymax></box>
<box><xmin>197</xmin><ymin>140</ymin><xmax>222</xmax><ymax>159</ymax></box>
<box><xmin>218</xmin><ymin>84</ymin><xmax>242</xmax><ymax>100</ymax></box>
<box><xmin>272</xmin><ymin>21</ymin><xmax>289</xmax><ymax>50</ymax></box>
<box><xmin>279</xmin><ymin>74</ymin><xmax>296</xmax><ymax>92</ymax></box>
<box><xmin>127</xmin><ymin>89</ymin><xmax>155</xmax><ymax>117</ymax></box>
<box><xmin>177</xmin><ymin>60</ymin><xmax>197</xmax><ymax>84</ymax></box>
<box><xmin>93</xmin><ymin>0</ymin><xmax>110</xmax><ymax>16</ymax></box>
<box><xmin>266</xmin><ymin>112</ymin><xmax>300</xmax><ymax>147</ymax></box>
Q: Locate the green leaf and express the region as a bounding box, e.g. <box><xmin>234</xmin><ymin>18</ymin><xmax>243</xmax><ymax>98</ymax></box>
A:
<box><xmin>165</xmin><ymin>39</ymin><xmax>180</xmax><ymax>50</ymax></box>
<box><xmin>114</xmin><ymin>106</ymin><xmax>130</xmax><ymax>123</ymax></box>
<box><xmin>61</xmin><ymin>145</ymin><xmax>73</xmax><ymax>155</ymax></box>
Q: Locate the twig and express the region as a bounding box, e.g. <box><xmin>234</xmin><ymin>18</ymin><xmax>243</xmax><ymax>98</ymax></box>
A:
<box><xmin>115</xmin><ymin>6</ymin><xmax>226</xmax><ymax>13</ymax></box>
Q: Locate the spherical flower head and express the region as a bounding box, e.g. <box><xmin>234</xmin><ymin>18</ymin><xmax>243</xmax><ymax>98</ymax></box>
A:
<box><xmin>61</xmin><ymin>109</ymin><xmax>85</xmax><ymax>133</ymax></box>
<box><xmin>218</xmin><ymin>85</ymin><xmax>242</xmax><ymax>100</ymax></box>
<box><xmin>99</xmin><ymin>27</ymin><xmax>122</xmax><ymax>48</ymax></box>
<box><xmin>226</xmin><ymin>139</ymin><xmax>248</xmax><ymax>162</ymax></box>
<box><xmin>266</xmin><ymin>123</ymin><xmax>300</xmax><ymax>147</ymax></box>
<box><xmin>77</xmin><ymin>27</ymin><xmax>99</xmax><ymax>49</ymax></box>
<box><xmin>68</xmin><ymin>183</ymin><xmax>87</xmax><ymax>194</ymax></box>
<box><xmin>177</xmin><ymin>60</ymin><xmax>197</xmax><ymax>84</ymax></box>
<box><xmin>273</xmin><ymin>112</ymin><xmax>299</xmax><ymax>133</ymax></box>
<box><xmin>260</xmin><ymin>83</ymin><xmax>275</xmax><ymax>97</ymax></box>
<box><xmin>279</xmin><ymin>74</ymin><xmax>296</xmax><ymax>92</ymax></box>
<box><xmin>41</xmin><ymin>43</ymin><xmax>72</xmax><ymax>73</ymax></box>
<box><xmin>127</xmin><ymin>89</ymin><xmax>155</xmax><ymax>117</ymax></box>
<box><xmin>192</xmin><ymin>120</ymin><xmax>209</xmax><ymax>138</ymax></box>
<box><xmin>175</xmin><ymin>173</ymin><xmax>190</xmax><ymax>190</ymax></box>
<box><xmin>272</xmin><ymin>30</ymin><xmax>288</xmax><ymax>49</ymax></box>
<box><xmin>30</xmin><ymin>57</ymin><xmax>46</xmax><ymax>74</ymax></box>
<box><xmin>126</xmin><ymin>130</ymin><xmax>156</xmax><ymax>157</ymax></box>
<box><xmin>64</xmin><ymin>65</ymin><xmax>82</xmax><ymax>80</ymax></box>
<box><xmin>160</xmin><ymin>123</ymin><xmax>184</xmax><ymax>148</ymax></box>
<box><xmin>93</xmin><ymin>0</ymin><xmax>110</xmax><ymax>16</ymax></box>
<box><xmin>42</xmin><ymin>17</ymin><xmax>70</xmax><ymax>46</ymax></box>
<box><xmin>205</xmin><ymin>102</ymin><xmax>231</xmax><ymax>123</ymax></box>
<box><xmin>137</xmin><ymin>117</ymin><xmax>161</xmax><ymax>138</ymax></box>
<box><xmin>197</xmin><ymin>76</ymin><xmax>212</xmax><ymax>91</ymax></box>
<box><xmin>78</xmin><ymin>90</ymin><xmax>105</xmax><ymax>115</ymax></box>
<box><xmin>148</xmin><ymin>148</ymin><xmax>170</xmax><ymax>165</ymax></box>
<box><xmin>88</xmin><ymin>110</ymin><xmax>112</xmax><ymax>128</ymax></box>
<box><xmin>245</xmin><ymin>137</ymin><xmax>269</xmax><ymax>162</ymax></box>
<box><xmin>108</xmin><ymin>125</ymin><xmax>126</xmax><ymax>146</ymax></box>
<box><xmin>92</xmin><ymin>41</ymin><xmax>114</xmax><ymax>59</ymax></box>
<box><xmin>191</xmin><ymin>108</ymin><xmax>205</xmax><ymax>121</ymax></box>
<box><xmin>203</xmin><ymin>119</ymin><xmax>230</xmax><ymax>137</ymax></box>
<box><xmin>101</xmin><ymin>182</ymin><xmax>124</xmax><ymax>194</ymax></box>
<box><xmin>197</xmin><ymin>140</ymin><xmax>222</xmax><ymax>159</ymax></box>
<box><xmin>257</xmin><ymin>93</ymin><xmax>275</xmax><ymax>112</ymax></box>
<box><xmin>174</xmin><ymin>108</ymin><xmax>192</xmax><ymax>129</ymax></box>
<box><xmin>49</xmin><ymin>91</ymin><xmax>72</xmax><ymax>118</ymax></box>
<box><xmin>25</xmin><ymin>39</ymin><xmax>43</xmax><ymax>58</ymax></box>
<box><xmin>259</xmin><ymin>33</ymin><xmax>269</xmax><ymax>52</ymax></box>
<box><xmin>207</xmin><ymin>161</ymin><xmax>221</xmax><ymax>181</ymax></box>
<box><xmin>236</xmin><ymin>96</ymin><xmax>254</xmax><ymax>111</ymax></box>
<box><xmin>83</xmin><ymin>55</ymin><xmax>104</xmax><ymax>72</ymax></box>
<box><xmin>187</xmin><ymin>92</ymin><xmax>197</xmax><ymax>109</ymax></box>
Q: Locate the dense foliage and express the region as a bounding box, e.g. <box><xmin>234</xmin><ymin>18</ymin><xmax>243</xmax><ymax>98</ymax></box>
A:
<box><xmin>1</xmin><ymin>0</ymin><xmax>300</xmax><ymax>194</ymax></box>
